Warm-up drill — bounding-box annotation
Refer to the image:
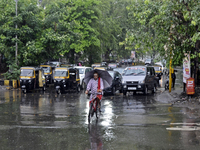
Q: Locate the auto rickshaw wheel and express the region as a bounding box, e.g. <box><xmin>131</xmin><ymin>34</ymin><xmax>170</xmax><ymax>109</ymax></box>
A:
<box><xmin>23</xmin><ymin>89</ymin><xmax>27</xmax><ymax>94</ymax></box>
<box><xmin>77</xmin><ymin>85</ymin><xmax>81</xmax><ymax>93</ymax></box>
<box><xmin>112</xmin><ymin>86</ymin><xmax>116</xmax><ymax>95</ymax></box>
<box><xmin>43</xmin><ymin>86</ymin><xmax>46</xmax><ymax>91</ymax></box>
<box><xmin>56</xmin><ymin>89</ymin><xmax>61</xmax><ymax>94</ymax></box>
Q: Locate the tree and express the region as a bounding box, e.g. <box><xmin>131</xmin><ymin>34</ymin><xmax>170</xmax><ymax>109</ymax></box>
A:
<box><xmin>126</xmin><ymin>0</ymin><xmax>200</xmax><ymax>70</ymax></box>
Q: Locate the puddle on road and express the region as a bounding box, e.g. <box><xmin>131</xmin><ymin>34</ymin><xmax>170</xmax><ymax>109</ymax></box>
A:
<box><xmin>1</xmin><ymin>89</ymin><xmax>200</xmax><ymax>149</ymax></box>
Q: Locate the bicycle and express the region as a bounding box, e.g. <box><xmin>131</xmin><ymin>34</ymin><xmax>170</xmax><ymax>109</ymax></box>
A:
<box><xmin>88</xmin><ymin>96</ymin><xmax>101</xmax><ymax>123</ymax></box>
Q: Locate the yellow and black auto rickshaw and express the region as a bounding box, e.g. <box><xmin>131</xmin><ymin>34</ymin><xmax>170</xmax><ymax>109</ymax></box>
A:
<box><xmin>40</xmin><ymin>64</ymin><xmax>56</xmax><ymax>84</ymax></box>
<box><xmin>153</xmin><ymin>65</ymin><xmax>163</xmax><ymax>80</ymax></box>
<box><xmin>53</xmin><ymin>67</ymin><xmax>81</xmax><ymax>94</ymax></box>
<box><xmin>20</xmin><ymin>67</ymin><xmax>46</xmax><ymax>93</ymax></box>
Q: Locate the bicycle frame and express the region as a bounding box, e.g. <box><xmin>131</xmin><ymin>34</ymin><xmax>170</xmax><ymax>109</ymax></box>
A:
<box><xmin>88</xmin><ymin>97</ymin><xmax>101</xmax><ymax>123</ymax></box>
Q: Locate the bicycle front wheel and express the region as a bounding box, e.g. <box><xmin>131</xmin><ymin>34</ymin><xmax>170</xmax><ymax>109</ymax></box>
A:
<box><xmin>88</xmin><ymin>103</ymin><xmax>94</xmax><ymax>123</ymax></box>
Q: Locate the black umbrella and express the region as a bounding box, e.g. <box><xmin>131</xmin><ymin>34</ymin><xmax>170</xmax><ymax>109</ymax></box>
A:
<box><xmin>84</xmin><ymin>69</ymin><xmax>113</xmax><ymax>89</ymax></box>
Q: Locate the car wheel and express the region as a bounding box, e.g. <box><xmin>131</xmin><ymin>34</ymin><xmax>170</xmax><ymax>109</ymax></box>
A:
<box><xmin>23</xmin><ymin>89</ymin><xmax>27</xmax><ymax>94</ymax></box>
<box><xmin>143</xmin><ymin>86</ymin><xmax>148</xmax><ymax>95</ymax></box>
<box><xmin>82</xmin><ymin>80</ymin><xmax>86</xmax><ymax>90</ymax></box>
<box><xmin>43</xmin><ymin>86</ymin><xmax>46</xmax><ymax>91</ymax></box>
<box><xmin>56</xmin><ymin>88</ymin><xmax>61</xmax><ymax>94</ymax></box>
<box><xmin>152</xmin><ymin>85</ymin><xmax>156</xmax><ymax>94</ymax></box>
<box><xmin>123</xmin><ymin>90</ymin><xmax>127</xmax><ymax>96</ymax></box>
<box><xmin>77</xmin><ymin>85</ymin><xmax>81</xmax><ymax>93</ymax></box>
<box><xmin>165</xmin><ymin>83</ymin><xmax>168</xmax><ymax>90</ymax></box>
<box><xmin>112</xmin><ymin>86</ymin><xmax>116</xmax><ymax>95</ymax></box>
<box><xmin>133</xmin><ymin>91</ymin><xmax>136</xmax><ymax>95</ymax></box>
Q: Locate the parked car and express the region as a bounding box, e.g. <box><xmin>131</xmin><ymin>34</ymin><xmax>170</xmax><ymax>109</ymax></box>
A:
<box><xmin>74</xmin><ymin>66</ymin><xmax>92</xmax><ymax>89</ymax></box>
<box><xmin>122</xmin><ymin>66</ymin><xmax>157</xmax><ymax>95</ymax></box>
<box><xmin>145</xmin><ymin>59</ymin><xmax>154</xmax><ymax>65</ymax></box>
<box><xmin>91</xmin><ymin>63</ymin><xmax>101</xmax><ymax>69</ymax></box>
<box><xmin>101</xmin><ymin>62</ymin><xmax>107</xmax><ymax>67</ymax></box>
<box><xmin>48</xmin><ymin>61</ymin><xmax>61</xmax><ymax>67</ymax></box>
<box><xmin>107</xmin><ymin>63</ymin><xmax>117</xmax><ymax>70</ymax></box>
<box><xmin>127</xmin><ymin>59</ymin><xmax>133</xmax><ymax>65</ymax></box>
<box><xmin>60</xmin><ymin>64</ymin><xmax>73</xmax><ymax>68</ymax></box>
<box><xmin>113</xmin><ymin>68</ymin><xmax>125</xmax><ymax>75</ymax></box>
<box><xmin>103</xmin><ymin>71</ymin><xmax>123</xmax><ymax>95</ymax></box>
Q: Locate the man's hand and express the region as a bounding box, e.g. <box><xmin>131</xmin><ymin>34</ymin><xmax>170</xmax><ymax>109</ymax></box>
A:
<box><xmin>85</xmin><ymin>90</ymin><xmax>88</xmax><ymax>94</ymax></box>
<box><xmin>97</xmin><ymin>89</ymin><xmax>102</xmax><ymax>92</ymax></box>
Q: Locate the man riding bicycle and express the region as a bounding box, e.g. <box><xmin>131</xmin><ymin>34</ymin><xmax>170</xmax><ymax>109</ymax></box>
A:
<box><xmin>85</xmin><ymin>71</ymin><xmax>104</xmax><ymax>111</ymax></box>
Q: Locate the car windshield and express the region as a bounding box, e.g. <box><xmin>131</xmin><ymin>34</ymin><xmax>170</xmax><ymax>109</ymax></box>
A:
<box><xmin>108</xmin><ymin>72</ymin><xmax>114</xmax><ymax>78</ymax></box>
<box><xmin>113</xmin><ymin>68</ymin><xmax>124</xmax><ymax>74</ymax></box>
<box><xmin>124</xmin><ymin>67</ymin><xmax>146</xmax><ymax>76</ymax></box>
<box><xmin>77</xmin><ymin>68</ymin><xmax>85</xmax><ymax>74</ymax></box>
<box><xmin>54</xmin><ymin>70</ymin><xmax>68</xmax><ymax>77</ymax></box>
<box><xmin>20</xmin><ymin>69</ymin><xmax>34</xmax><ymax>77</ymax></box>
<box><xmin>154</xmin><ymin>67</ymin><xmax>160</xmax><ymax>71</ymax></box>
<box><xmin>42</xmin><ymin>67</ymin><xmax>51</xmax><ymax>73</ymax></box>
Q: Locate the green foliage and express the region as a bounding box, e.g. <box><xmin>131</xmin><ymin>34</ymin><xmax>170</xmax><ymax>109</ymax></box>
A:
<box><xmin>0</xmin><ymin>0</ymin><xmax>133</xmax><ymax>73</ymax></box>
<box><xmin>126</xmin><ymin>0</ymin><xmax>200</xmax><ymax>66</ymax></box>
<box><xmin>3</xmin><ymin>63</ymin><xmax>20</xmax><ymax>80</ymax></box>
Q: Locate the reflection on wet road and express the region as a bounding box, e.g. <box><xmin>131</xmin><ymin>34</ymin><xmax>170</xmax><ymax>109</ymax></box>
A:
<box><xmin>0</xmin><ymin>85</ymin><xmax>200</xmax><ymax>150</ymax></box>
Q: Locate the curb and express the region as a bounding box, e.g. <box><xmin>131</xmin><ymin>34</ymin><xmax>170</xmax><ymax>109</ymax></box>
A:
<box><xmin>0</xmin><ymin>79</ymin><xmax>20</xmax><ymax>89</ymax></box>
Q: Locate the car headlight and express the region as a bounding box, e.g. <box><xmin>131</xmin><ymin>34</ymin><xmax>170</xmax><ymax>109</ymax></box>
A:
<box><xmin>29</xmin><ymin>80</ymin><xmax>31</xmax><ymax>83</ymax></box>
<box><xmin>62</xmin><ymin>80</ymin><xmax>65</xmax><ymax>83</ymax></box>
<box><xmin>20</xmin><ymin>79</ymin><xmax>22</xmax><ymax>82</ymax></box>
<box><xmin>139</xmin><ymin>80</ymin><xmax>144</xmax><ymax>83</ymax></box>
<box><xmin>124</xmin><ymin>85</ymin><xmax>127</xmax><ymax>88</ymax></box>
<box><xmin>122</xmin><ymin>80</ymin><xmax>126</xmax><ymax>84</ymax></box>
<box><xmin>54</xmin><ymin>80</ymin><xmax>56</xmax><ymax>82</ymax></box>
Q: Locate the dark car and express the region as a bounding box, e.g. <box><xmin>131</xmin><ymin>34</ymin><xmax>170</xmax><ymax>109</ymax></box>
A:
<box><xmin>127</xmin><ymin>59</ymin><xmax>133</xmax><ymax>65</ymax></box>
<box><xmin>103</xmin><ymin>71</ymin><xmax>123</xmax><ymax>95</ymax></box>
<box><xmin>122</xmin><ymin>66</ymin><xmax>157</xmax><ymax>95</ymax></box>
<box><xmin>145</xmin><ymin>59</ymin><xmax>154</xmax><ymax>65</ymax></box>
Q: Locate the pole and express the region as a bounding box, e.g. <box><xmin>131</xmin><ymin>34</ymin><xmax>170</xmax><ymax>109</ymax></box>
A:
<box><xmin>15</xmin><ymin>0</ymin><xmax>18</xmax><ymax>65</ymax></box>
<box><xmin>169</xmin><ymin>56</ymin><xmax>172</xmax><ymax>92</ymax></box>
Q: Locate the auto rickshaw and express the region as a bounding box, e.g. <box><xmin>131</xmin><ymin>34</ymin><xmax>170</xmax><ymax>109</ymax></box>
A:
<box><xmin>91</xmin><ymin>63</ymin><xmax>101</xmax><ymax>69</ymax></box>
<box><xmin>153</xmin><ymin>65</ymin><xmax>163</xmax><ymax>80</ymax></box>
<box><xmin>40</xmin><ymin>64</ymin><xmax>56</xmax><ymax>84</ymax></box>
<box><xmin>54</xmin><ymin>67</ymin><xmax>81</xmax><ymax>94</ymax></box>
<box><xmin>94</xmin><ymin>67</ymin><xmax>106</xmax><ymax>70</ymax></box>
<box><xmin>20</xmin><ymin>67</ymin><xmax>46</xmax><ymax>93</ymax></box>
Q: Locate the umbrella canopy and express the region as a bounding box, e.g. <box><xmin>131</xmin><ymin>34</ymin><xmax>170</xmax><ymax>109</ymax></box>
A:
<box><xmin>84</xmin><ymin>69</ymin><xmax>113</xmax><ymax>89</ymax></box>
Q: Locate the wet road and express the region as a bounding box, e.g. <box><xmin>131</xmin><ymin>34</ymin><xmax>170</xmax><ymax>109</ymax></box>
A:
<box><xmin>0</xmin><ymin>77</ymin><xmax>200</xmax><ymax>150</ymax></box>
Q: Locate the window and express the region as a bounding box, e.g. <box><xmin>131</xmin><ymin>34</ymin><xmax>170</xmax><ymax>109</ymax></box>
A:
<box><xmin>147</xmin><ymin>67</ymin><xmax>150</xmax><ymax>75</ymax></box>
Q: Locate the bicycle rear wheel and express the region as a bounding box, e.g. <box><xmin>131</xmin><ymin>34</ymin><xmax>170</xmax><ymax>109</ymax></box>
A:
<box><xmin>95</xmin><ymin>100</ymin><xmax>101</xmax><ymax>119</ymax></box>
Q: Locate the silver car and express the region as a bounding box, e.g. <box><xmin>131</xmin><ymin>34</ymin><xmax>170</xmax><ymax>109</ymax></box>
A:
<box><xmin>122</xmin><ymin>66</ymin><xmax>157</xmax><ymax>95</ymax></box>
<box><xmin>74</xmin><ymin>66</ymin><xmax>92</xmax><ymax>89</ymax></box>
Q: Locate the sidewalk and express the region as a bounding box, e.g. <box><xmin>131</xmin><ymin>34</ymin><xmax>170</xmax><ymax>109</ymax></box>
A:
<box><xmin>156</xmin><ymin>86</ymin><xmax>200</xmax><ymax>109</ymax></box>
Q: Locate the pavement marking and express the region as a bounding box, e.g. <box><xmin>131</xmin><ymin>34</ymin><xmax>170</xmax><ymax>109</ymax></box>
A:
<box><xmin>170</xmin><ymin>123</ymin><xmax>200</xmax><ymax>126</ymax></box>
<box><xmin>166</xmin><ymin>126</ymin><xmax>200</xmax><ymax>131</ymax></box>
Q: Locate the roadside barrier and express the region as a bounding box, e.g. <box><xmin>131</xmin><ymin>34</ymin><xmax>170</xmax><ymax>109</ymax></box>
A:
<box><xmin>0</xmin><ymin>79</ymin><xmax>20</xmax><ymax>89</ymax></box>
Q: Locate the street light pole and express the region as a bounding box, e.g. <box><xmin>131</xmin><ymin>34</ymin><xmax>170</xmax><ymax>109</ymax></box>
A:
<box><xmin>15</xmin><ymin>0</ymin><xmax>18</xmax><ymax>64</ymax></box>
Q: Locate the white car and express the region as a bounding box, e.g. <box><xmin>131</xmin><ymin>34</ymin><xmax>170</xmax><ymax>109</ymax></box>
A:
<box><xmin>74</xmin><ymin>66</ymin><xmax>92</xmax><ymax>89</ymax></box>
<box><xmin>49</xmin><ymin>61</ymin><xmax>61</xmax><ymax>67</ymax></box>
